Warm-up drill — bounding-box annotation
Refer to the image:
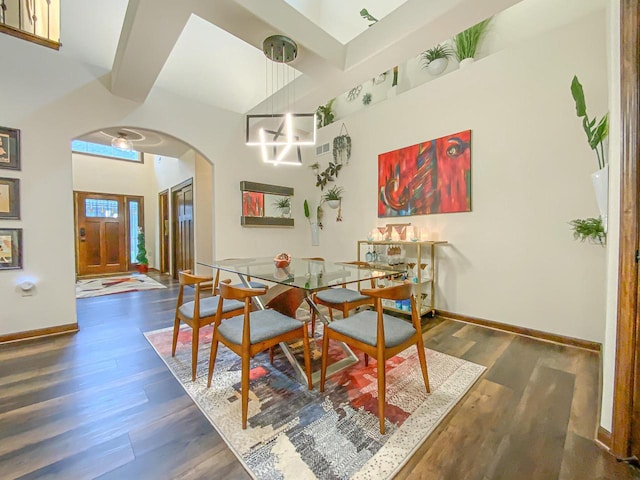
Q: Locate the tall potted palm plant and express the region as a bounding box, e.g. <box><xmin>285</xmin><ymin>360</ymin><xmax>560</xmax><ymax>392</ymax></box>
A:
<box><xmin>570</xmin><ymin>75</ymin><xmax>609</xmax><ymax>235</ymax></box>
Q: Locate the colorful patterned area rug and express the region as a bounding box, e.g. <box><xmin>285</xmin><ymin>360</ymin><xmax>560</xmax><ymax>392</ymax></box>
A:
<box><xmin>145</xmin><ymin>323</ymin><xmax>485</xmax><ymax>479</ymax></box>
<box><xmin>75</xmin><ymin>274</ymin><xmax>166</xmax><ymax>298</ymax></box>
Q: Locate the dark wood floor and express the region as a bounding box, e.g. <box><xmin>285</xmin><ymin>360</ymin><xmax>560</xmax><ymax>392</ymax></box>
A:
<box><xmin>0</xmin><ymin>272</ymin><xmax>638</xmax><ymax>479</ymax></box>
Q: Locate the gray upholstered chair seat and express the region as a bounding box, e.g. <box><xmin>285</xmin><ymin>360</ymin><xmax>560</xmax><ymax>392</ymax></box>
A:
<box><xmin>316</xmin><ymin>288</ymin><xmax>369</xmax><ymax>304</ymax></box>
<box><xmin>232</xmin><ymin>281</ymin><xmax>268</xmax><ymax>289</ymax></box>
<box><xmin>327</xmin><ymin>310</ymin><xmax>416</xmax><ymax>348</ymax></box>
<box><xmin>178</xmin><ymin>296</ymin><xmax>243</xmax><ymax>320</ymax></box>
<box><xmin>218</xmin><ymin>309</ymin><xmax>302</xmax><ymax>345</ymax></box>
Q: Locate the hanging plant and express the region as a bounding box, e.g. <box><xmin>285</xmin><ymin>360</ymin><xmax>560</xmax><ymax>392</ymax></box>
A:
<box><xmin>333</xmin><ymin>123</ymin><xmax>351</xmax><ymax>165</ymax></box>
<box><xmin>362</xmin><ymin>93</ymin><xmax>372</xmax><ymax>105</ymax></box>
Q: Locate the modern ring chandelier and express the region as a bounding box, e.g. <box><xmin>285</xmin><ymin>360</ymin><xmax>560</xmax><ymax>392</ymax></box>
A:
<box><xmin>246</xmin><ymin>35</ymin><xmax>316</xmax><ymax>166</ymax></box>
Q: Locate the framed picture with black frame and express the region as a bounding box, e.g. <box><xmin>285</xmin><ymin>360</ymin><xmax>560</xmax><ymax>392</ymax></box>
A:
<box><xmin>0</xmin><ymin>177</ymin><xmax>20</xmax><ymax>219</ymax></box>
<box><xmin>0</xmin><ymin>228</ymin><xmax>22</xmax><ymax>270</ymax></box>
<box><xmin>0</xmin><ymin>126</ymin><xmax>21</xmax><ymax>171</ymax></box>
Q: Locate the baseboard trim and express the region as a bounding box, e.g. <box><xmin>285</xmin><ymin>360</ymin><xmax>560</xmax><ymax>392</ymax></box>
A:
<box><xmin>597</xmin><ymin>427</ymin><xmax>612</xmax><ymax>450</ymax></box>
<box><xmin>0</xmin><ymin>323</ymin><xmax>78</xmax><ymax>344</ymax></box>
<box><xmin>436</xmin><ymin>310</ymin><xmax>601</xmax><ymax>352</ymax></box>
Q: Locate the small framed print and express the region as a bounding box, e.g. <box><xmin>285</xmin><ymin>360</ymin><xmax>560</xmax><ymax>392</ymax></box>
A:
<box><xmin>0</xmin><ymin>178</ymin><xmax>19</xmax><ymax>219</ymax></box>
<box><xmin>0</xmin><ymin>228</ymin><xmax>22</xmax><ymax>270</ymax></box>
<box><xmin>0</xmin><ymin>126</ymin><xmax>21</xmax><ymax>171</ymax></box>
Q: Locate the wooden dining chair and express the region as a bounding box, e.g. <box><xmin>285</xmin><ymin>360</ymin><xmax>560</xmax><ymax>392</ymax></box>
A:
<box><xmin>207</xmin><ymin>283</ymin><xmax>313</xmax><ymax>429</ymax></box>
<box><xmin>309</xmin><ymin>261</ymin><xmax>375</xmax><ymax>336</ymax></box>
<box><xmin>320</xmin><ymin>282</ymin><xmax>430</xmax><ymax>434</ymax></box>
<box><xmin>172</xmin><ymin>270</ymin><xmax>245</xmax><ymax>381</ymax></box>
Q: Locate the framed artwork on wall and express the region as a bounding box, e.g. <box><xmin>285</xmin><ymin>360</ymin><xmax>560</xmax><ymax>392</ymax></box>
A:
<box><xmin>0</xmin><ymin>126</ymin><xmax>21</xmax><ymax>171</ymax></box>
<box><xmin>378</xmin><ymin>129</ymin><xmax>472</xmax><ymax>217</ymax></box>
<box><xmin>0</xmin><ymin>228</ymin><xmax>23</xmax><ymax>270</ymax></box>
<box><xmin>0</xmin><ymin>177</ymin><xmax>20</xmax><ymax>219</ymax></box>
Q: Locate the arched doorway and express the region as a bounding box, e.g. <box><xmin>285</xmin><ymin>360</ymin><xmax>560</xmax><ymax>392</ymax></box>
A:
<box><xmin>71</xmin><ymin>126</ymin><xmax>215</xmax><ymax>281</ymax></box>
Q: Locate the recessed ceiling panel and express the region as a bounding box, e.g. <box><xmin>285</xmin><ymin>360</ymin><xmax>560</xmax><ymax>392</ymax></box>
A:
<box><xmin>156</xmin><ymin>14</ymin><xmax>300</xmax><ymax>114</ymax></box>
<box><xmin>282</xmin><ymin>0</ymin><xmax>409</xmax><ymax>44</ymax></box>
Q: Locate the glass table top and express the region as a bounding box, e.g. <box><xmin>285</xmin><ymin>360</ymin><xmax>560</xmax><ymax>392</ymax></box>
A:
<box><xmin>200</xmin><ymin>257</ymin><xmax>405</xmax><ymax>291</ymax></box>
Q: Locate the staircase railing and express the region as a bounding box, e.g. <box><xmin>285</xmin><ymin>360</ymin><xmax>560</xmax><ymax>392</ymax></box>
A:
<box><xmin>0</xmin><ymin>0</ymin><xmax>60</xmax><ymax>49</ymax></box>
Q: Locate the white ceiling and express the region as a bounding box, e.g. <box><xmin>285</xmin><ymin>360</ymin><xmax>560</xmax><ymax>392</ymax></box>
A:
<box><xmin>64</xmin><ymin>0</ymin><xmax>527</xmax><ymax>153</ymax></box>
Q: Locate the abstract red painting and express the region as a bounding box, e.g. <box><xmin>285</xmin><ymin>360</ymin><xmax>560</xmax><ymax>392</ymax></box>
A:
<box><xmin>378</xmin><ymin>130</ymin><xmax>471</xmax><ymax>217</ymax></box>
<box><xmin>242</xmin><ymin>191</ymin><xmax>264</xmax><ymax>217</ymax></box>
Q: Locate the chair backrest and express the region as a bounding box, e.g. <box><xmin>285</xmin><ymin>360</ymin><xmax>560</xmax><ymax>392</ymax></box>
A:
<box><xmin>176</xmin><ymin>270</ymin><xmax>214</xmax><ymax>321</ymax></box>
<box><xmin>219</xmin><ymin>282</ymin><xmax>267</xmax><ymax>300</ymax></box>
<box><xmin>361</xmin><ymin>282</ymin><xmax>420</xmax><ymax>346</ymax></box>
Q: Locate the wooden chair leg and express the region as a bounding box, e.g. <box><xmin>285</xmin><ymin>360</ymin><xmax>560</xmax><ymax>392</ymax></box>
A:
<box><xmin>328</xmin><ymin>307</ymin><xmax>334</xmax><ymax>322</ymax></box>
<box><xmin>171</xmin><ymin>317</ymin><xmax>180</xmax><ymax>357</ymax></box>
<box><xmin>241</xmin><ymin>353</ymin><xmax>250</xmax><ymax>429</ymax></box>
<box><xmin>310</xmin><ymin>308</ymin><xmax>316</xmax><ymax>337</ymax></box>
<box><xmin>191</xmin><ymin>324</ymin><xmax>200</xmax><ymax>381</ymax></box>
<box><xmin>364</xmin><ymin>353</ymin><xmax>369</xmax><ymax>367</ymax></box>
<box><xmin>320</xmin><ymin>328</ymin><xmax>330</xmax><ymax>392</ymax></box>
<box><xmin>416</xmin><ymin>340</ymin><xmax>431</xmax><ymax>393</ymax></box>
<box><xmin>207</xmin><ymin>334</ymin><xmax>220</xmax><ymax>388</ymax></box>
<box><xmin>377</xmin><ymin>352</ymin><xmax>386</xmax><ymax>434</ymax></box>
<box><xmin>302</xmin><ymin>327</ymin><xmax>313</xmax><ymax>390</ymax></box>
<box><xmin>269</xmin><ymin>346</ymin><xmax>275</xmax><ymax>364</ymax></box>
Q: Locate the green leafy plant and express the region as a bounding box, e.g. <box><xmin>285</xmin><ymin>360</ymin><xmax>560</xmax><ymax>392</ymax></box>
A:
<box><xmin>304</xmin><ymin>199</ymin><xmax>323</xmax><ymax>229</ymax></box>
<box><xmin>359</xmin><ymin>8</ymin><xmax>378</xmax><ymax>26</ymax></box>
<box><xmin>454</xmin><ymin>18</ymin><xmax>491</xmax><ymax>61</ymax></box>
<box><xmin>310</xmin><ymin>161</ymin><xmax>343</xmax><ymax>190</ymax></box>
<box><xmin>569</xmin><ymin>217</ymin><xmax>606</xmax><ymax>245</ymax></box>
<box><xmin>420</xmin><ymin>44</ymin><xmax>454</xmax><ymax>66</ymax></box>
<box><xmin>273</xmin><ymin>197</ymin><xmax>290</xmax><ymax>209</ymax></box>
<box><xmin>333</xmin><ymin>133</ymin><xmax>351</xmax><ymax>164</ymax></box>
<box><xmin>362</xmin><ymin>93</ymin><xmax>372</xmax><ymax>105</ymax></box>
<box><xmin>570</xmin><ymin>75</ymin><xmax>609</xmax><ymax>170</ymax></box>
<box><xmin>136</xmin><ymin>227</ymin><xmax>148</xmax><ymax>265</ymax></box>
<box><xmin>323</xmin><ymin>185</ymin><xmax>344</xmax><ymax>201</ymax></box>
<box><xmin>316</xmin><ymin>99</ymin><xmax>335</xmax><ymax>128</ymax></box>
<box><xmin>360</xmin><ymin>9</ymin><xmax>398</xmax><ymax>87</ymax></box>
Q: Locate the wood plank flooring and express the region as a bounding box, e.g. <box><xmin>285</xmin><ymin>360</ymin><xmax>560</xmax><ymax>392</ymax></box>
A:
<box><xmin>0</xmin><ymin>273</ymin><xmax>638</xmax><ymax>479</ymax></box>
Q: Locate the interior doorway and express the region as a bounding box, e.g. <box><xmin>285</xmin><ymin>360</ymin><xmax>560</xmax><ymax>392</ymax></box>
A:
<box><xmin>74</xmin><ymin>191</ymin><xmax>144</xmax><ymax>277</ymax></box>
<box><xmin>159</xmin><ymin>190</ymin><xmax>170</xmax><ymax>273</ymax></box>
<box><xmin>171</xmin><ymin>178</ymin><xmax>194</xmax><ymax>278</ymax></box>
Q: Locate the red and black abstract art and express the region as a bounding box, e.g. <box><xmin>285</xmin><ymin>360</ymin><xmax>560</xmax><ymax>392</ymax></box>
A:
<box><xmin>378</xmin><ymin>130</ymin><xmax>471</xmax><ymax>217</ymax></box>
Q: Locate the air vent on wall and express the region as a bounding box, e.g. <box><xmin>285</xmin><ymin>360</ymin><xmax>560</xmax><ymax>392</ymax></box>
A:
<box><xmin>315</xmin><ymin>142</ymin><xmax>331</xmax><ymax>156</ymax></box>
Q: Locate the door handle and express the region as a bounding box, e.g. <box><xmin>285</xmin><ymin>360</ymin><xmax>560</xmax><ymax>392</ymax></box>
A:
<box><xmin>79</xmin><ymin>227</ymin><xmax>86</xmax><ymax>241</ymax></box>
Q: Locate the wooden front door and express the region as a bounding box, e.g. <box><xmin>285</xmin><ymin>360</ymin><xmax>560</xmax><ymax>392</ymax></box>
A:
<box><xmin>172</xmin><ymin>179</ymin><xmax>194</xmax><ymax>278</ymax></box>
<box><xmin>159</xmin><ymin>190</ymin><xmax>169</xmax><ymax>273</ymax></box>
<box><xmin>75</xmin><ymin>192</ymin><xmax>127</xmax><ymax>276</ymax></box>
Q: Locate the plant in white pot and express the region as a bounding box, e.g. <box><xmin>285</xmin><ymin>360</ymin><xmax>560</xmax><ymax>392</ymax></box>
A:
<box><xmin>322</xmin><ymin>185</ymin><xmax>343</xmax><ymax>209</ymax></box>
<box><xmin>421</xmin><ymin>44</ymin><xmax>453</xmax><ymax>76</ymax></box>
<box><xmin>570</xmin><ymin>75</ymin><xmax>609</xmax><ymax>236</ymax></box>
<box><xmin>454</xmin><ymin>18</ymin><xmax>491</xmax><ymax>68</ymax></box>
<box><xmin>273</xmin><ymin>196</ymin><xmax>291</xmax><ymax>217</ymax></box>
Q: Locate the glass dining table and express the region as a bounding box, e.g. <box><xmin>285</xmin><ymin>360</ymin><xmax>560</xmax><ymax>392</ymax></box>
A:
<box><xmin>199</xmin><ymin>257</ymin><xmax>405</xmax><ymax>385</ymax></box>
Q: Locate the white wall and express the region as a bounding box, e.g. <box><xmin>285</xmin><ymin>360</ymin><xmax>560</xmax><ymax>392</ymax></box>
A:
<box><xmin>72</xmin><ymin>152</ymin><xmax>157</xmax><ymax>268</ymax></box>
<box><xmin>310</xmin><ymin>9</ymin><xmax>609</xmax><ymax>343</ymax></box>
<box><xmin>0</xmin><ymin>35</ymin><xmax>308</xmax><ymax>336</ymax></box>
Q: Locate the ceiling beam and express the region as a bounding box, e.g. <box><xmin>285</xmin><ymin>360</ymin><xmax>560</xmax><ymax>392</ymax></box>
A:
<box><xmin>111</xmin><ymin>0</ymin><xmax>194</xmax><ymax>102</ymax></box>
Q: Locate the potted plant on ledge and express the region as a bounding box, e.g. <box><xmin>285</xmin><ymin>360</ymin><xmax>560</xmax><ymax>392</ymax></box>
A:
<box><xmin>136</xmin><ymin>227</ymin><xmax>149</xmax><ymax>273</ymax></box>
<box><xmin>421</xmin><ymin>44</ymin><xmax>453</xmax><ymax>76</ymax></box>
<box><xmin>454</xmin><ymin>18</ymin><xmax>491</xmax><ymax>68</ymax></box>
